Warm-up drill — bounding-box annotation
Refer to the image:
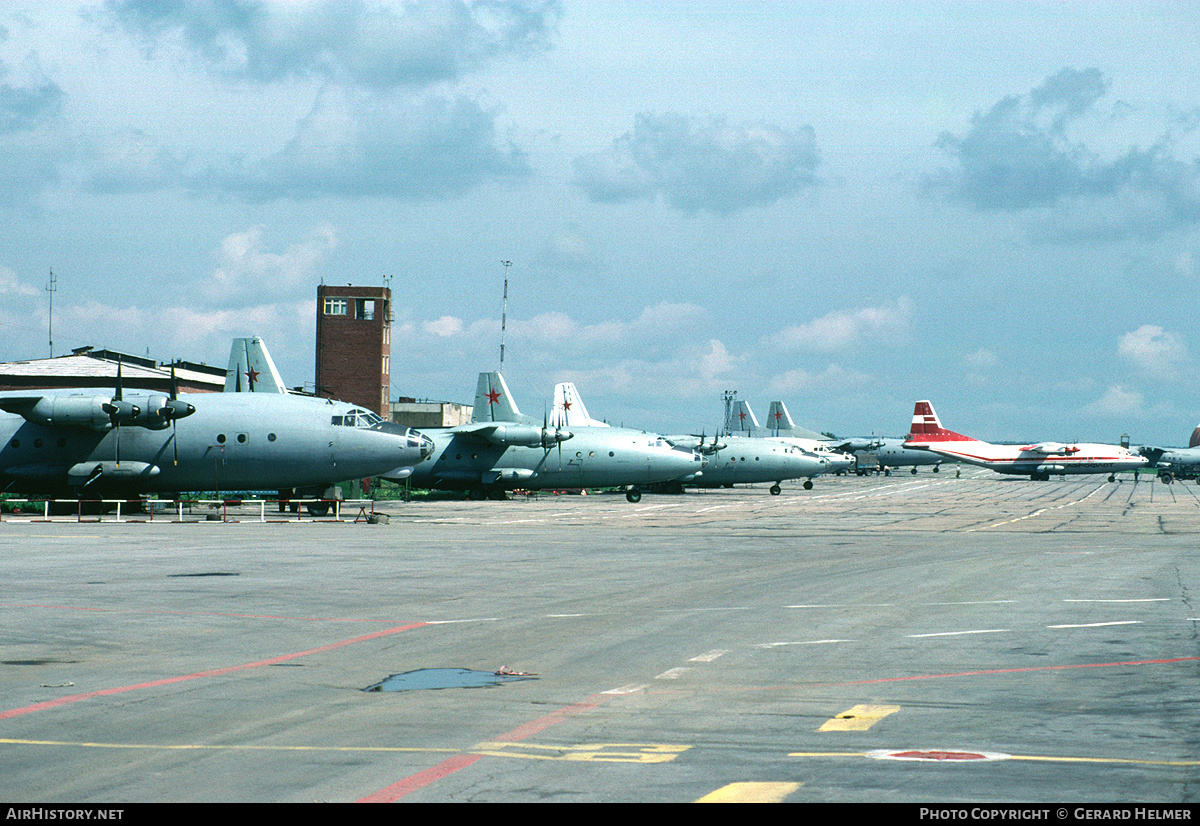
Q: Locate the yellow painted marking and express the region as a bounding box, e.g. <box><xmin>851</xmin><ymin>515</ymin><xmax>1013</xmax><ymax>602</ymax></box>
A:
<box><xmin>471</xmin><ymin>741</ymin><xmax>689</xmax><ymax>763</ymax></box>
<box><xmin>1009</xmin><ymin>754</ymin><xmax>1200</xmax><ymax>768</ymax></box>
<box><xmin>2</xmin><ymin>736</ymin><xmax>692</xmax><ymax>764</ymax></box>
<box><xmin>696</xmin><ymin>782</ymin><xmax>802</xmax><ymax>803</ymax></box>
<box><xmin>819</xmin><ymin>704</ymin><xmax>900</xmax><ymax>732</ymax></box>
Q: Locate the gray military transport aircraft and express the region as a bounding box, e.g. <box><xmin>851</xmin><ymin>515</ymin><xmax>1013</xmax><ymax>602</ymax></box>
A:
<box><xmin>547</xmin><ymin>382</ymin><xmax>828</xmax><ymax>494</ymax></box>
<box><xmin>664</xmin><ymin>432</ymin><xmax>829</xmax><ymax>493</ymax></box>
<box><xmin>729</xmin><ymin>400</ymin><xmax>854</xmax><ymax>475</ymax></box>
<box><xmin>0</xmin><ymin>360</ymin><xmax>434</xmax><ymax>512</ymax></box>
<box><xmin>387</xmin><ymin>372</ymin><xmax>703</xmax><ymax>502</ymax></box>
<box><xmin>836</xmin><ymin>435</ymin><xmax>945</xmax><ymax>475</ymax></box>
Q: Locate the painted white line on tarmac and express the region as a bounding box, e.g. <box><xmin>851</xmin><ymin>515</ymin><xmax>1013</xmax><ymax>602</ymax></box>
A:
<box><xmin>906</xmin><ymin>629</ymin><xmax>1009</xmax><ymax>638</ymax></box>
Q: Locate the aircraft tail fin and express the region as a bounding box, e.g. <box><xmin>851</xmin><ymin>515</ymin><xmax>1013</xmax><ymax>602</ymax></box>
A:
<box><xmin>906</xmin><ymin>400</ymin><xmax>974</xmax><ymax>443</ymax></box>
<box><xmin>1190</xmin><ymin>423</ymin><xmax>1200</xmax><ymax>449</ymax></box>
<box><xmin>766</xmin><ymin>401</ymin><xmax>828</xmax><ymax>440</ymax></box>
<box><xmin>224</xmin><ymin>337</ymin><xmax>288</xmax><ymax>393</ymax></box>
<box><xmin>765</xmin><ymin>400</ymin><xmax>794</xmax><ymax>433</ymax></box>
<box><xmin>473</xmin><ymin>371</ymin><xmax>525</xmax><ymax>423</ymax></box>
<box><xmin>731</xmin><ymin>400</ymin><xmax>760</xmax><ymax>434</ymax></box>
<box><xmin>551</xmin><ymin>382</ymin><xmax>609</xmax><ymax>428</ymax></box>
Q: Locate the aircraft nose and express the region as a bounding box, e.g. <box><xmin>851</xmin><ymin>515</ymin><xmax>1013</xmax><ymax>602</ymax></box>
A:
<box><xmin>415</xmin><ymin>431</ymin><xmax>435</xmax><ymax>460</ymax></box>
<box><xmin>662</xmin><ymin>446</ymin><xmax>704</xmax><ymax>477</ymax></box>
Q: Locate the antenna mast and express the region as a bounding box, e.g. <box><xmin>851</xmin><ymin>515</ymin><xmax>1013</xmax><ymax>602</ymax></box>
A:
<box><xmin>499</xmin><ymin>260</ymin><xmax>512</xmax><ymax>371</ymax></box>
<box><xmin>47</xmin><ymin>268</ymin><xmax>56</xmax><ymax>358</ymax></box>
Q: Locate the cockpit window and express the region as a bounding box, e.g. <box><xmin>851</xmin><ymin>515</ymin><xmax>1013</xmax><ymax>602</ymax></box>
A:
<box><xmin>332</xmin><ymin>408</ymin><xmax>385</xmax><ymax>428</ymax></box>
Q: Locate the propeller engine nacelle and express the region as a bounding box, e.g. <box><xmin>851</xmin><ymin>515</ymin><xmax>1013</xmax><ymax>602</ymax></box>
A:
<box><xmin>139</xmin><ymin>395</ymin><xmax>196</xmax><ymax>428</ymax></box>
<box><xmin>484</xmin><ymin>425</ymin><xmax>574</xmax><ymax>448</ymax></box>
<box><xmin>14</xmin><ymin>394</ymin><xmax>195</xmax><ymax>431</ymax></box>
<box><xmin>22</xmin><ymin>396</ymin><xmax>136</xmax><ymax>430</ymax></box>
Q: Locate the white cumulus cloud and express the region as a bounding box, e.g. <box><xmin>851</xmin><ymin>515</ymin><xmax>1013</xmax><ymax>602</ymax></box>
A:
<box><xmin>1118</xmin><ymin>324</ymin><xmax>1187</xmax><ymax>379</ymax></box>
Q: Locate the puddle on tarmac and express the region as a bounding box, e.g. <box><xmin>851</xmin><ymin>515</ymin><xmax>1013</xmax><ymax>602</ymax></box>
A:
<box><xmin>364</xmin><ymin>668</ymin><xmax>536</xmax><ymax>692</ymax></box>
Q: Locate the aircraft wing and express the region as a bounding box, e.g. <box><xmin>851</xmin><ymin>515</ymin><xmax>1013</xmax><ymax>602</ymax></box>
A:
<box><xmin>449</xmin><ymin>421</ymin><xmax>572</xmax><ymax>448</ymax></box>
<box><xmin>1</xmin><ymin>393</ymin><xmax>116</xmax><ymax>430</ymax></box>
<box><xmin>0</xmin><ymin>396</ymin><xmax>42</xmax><ymax>417</ymax></box>
<box><xmin>1018</xmin><ymin>442</ymin><xmax>1079</xmax><ymax>455</ymax></box>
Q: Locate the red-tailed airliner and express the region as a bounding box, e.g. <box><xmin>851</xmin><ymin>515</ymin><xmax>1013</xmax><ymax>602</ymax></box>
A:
<box><xmin>903</xmin><ymin>400</ymin><xmax>1146</xmax><ymax>482</ymax></box>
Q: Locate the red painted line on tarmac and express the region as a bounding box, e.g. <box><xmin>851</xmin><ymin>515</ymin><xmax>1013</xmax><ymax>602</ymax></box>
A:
<box><xmin>811</xmin><ymin>656</ymin><xmax>1200</xmax><ymax>688</ymax></box>
<box><xmin>358</xmin><ymin>694</ymin><xmax>609</xmax><ymax>803</ymax></box>
<box><xmin>357</xmin><ymin>754</ymin><xmax>486</xmax><ymax>803</ymax></box>
<box><xmin>0</xmin><ymin>622</ymin><xmax>429</xmax><ymax>721</ymax></box>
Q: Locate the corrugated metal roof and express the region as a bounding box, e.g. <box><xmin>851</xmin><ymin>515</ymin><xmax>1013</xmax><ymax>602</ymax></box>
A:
<box><xmin>0</xmin><ymin>353</ymin><xmax>224</xmax><ymax>388</ymax></box>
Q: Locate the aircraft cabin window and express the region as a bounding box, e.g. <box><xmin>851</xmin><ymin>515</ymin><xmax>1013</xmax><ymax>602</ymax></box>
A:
<box><xmin>268</xmin><ymin>433</ymin><xmax>277</xmax><ymax>442</ymax></box>
<box><xmin>237</xmin><ymin>434</ymin><xmax>247</xmax><ymax>443</ymax></box>
<box><xmin>217</xmin><ymin>434</ymin><xmax>226</xmax><ymax>444</ymax></box>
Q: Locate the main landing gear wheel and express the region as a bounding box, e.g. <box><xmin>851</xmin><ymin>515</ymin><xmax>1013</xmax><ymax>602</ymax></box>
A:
<box><xmin>625</xmin><ymin>488</ymin><xmax>642</xmax><ymax>503</ymax></box>
<box><xmin>770</xmin><ymin>484</ymin><xmax>781</xmax><ymax>495</ymax></box>
<box><xmin>802</xmin><ymin>479</ymin><xmax>813</xmax><ymax>490</ymax></box>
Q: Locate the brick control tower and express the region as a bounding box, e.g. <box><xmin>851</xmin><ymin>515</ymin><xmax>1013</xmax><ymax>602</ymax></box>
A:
<box><xmin>314</xmin><ymin>285</ymin><xmax>391</xmax><ymax>416</ymax></box>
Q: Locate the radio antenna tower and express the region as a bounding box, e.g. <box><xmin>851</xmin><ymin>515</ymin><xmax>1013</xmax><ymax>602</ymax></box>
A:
<box><xmin>722</xmin><ymin>390</ymin><xmax>737</xmax><ymax>437</ymax></box>
<box><xmin>499</xmin><ymin>260</ymin><xmax>512</xmax><ymax>371</ymax></box>
<box><xmin>47</xmin><ymin>268</ymin><xmax>56</xmax><ymax>358</ymax></box>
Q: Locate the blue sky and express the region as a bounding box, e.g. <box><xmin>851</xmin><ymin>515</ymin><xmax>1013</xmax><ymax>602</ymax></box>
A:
<box><xmin>1</xmin><ymin>1</ymin><xmax>1198</xmax><ymax>444</ymax></box>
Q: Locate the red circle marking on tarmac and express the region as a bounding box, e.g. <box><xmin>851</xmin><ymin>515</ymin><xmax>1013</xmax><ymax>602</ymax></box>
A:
<box><xmin>891</xmin><ymin>750</ymin><xmax>988</xmax><ymax>761</ymax></box>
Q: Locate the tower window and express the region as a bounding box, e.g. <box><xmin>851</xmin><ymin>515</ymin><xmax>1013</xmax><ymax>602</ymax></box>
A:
<box><xmin>323</xmin><ymin>297</ymin><xmax>348</xmax><ymax>315</ymax></box>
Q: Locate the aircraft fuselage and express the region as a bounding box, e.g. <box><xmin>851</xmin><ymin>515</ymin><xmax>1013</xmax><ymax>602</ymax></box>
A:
<box><xmin>689</xmin><ymin>437</ymin><xmax>827</xmax><ymax>487</ymax></box>
<box><xmin>412</xmin><ymin>427</ymin><xmax>702</xmax><ymax>491</ymax></box>
<box><xmin>0</xmin><ymin>391</ymin><xmax>432</xmax><ymax>497</ymax></box>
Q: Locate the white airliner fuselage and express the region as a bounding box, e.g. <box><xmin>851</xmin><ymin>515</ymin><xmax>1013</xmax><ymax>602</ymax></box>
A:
<box><xmin>903</xmin><ymin>400</ymin><xmax>1146</xmax><ymax>481</ymax></box>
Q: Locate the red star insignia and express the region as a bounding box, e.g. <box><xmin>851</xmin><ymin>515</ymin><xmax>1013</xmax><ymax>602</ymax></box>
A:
<box><xmin>562</xmin><ymin>400</ymin><xmax>572</xmax><ymax>410</ymax></box>
<box><xmin>738</xmin><ymin>411</ymin><xmax>747</xmax><ymax>421</ymax></box>
<box><xmin>246</xmin><ymin>367</ymin><xmax>260</xmax><ymax>387</ymax></box>
<box><xmin>486</xmin><ymin>387</ymin><xmax>501</xmax><ymax>405</ymax></box>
